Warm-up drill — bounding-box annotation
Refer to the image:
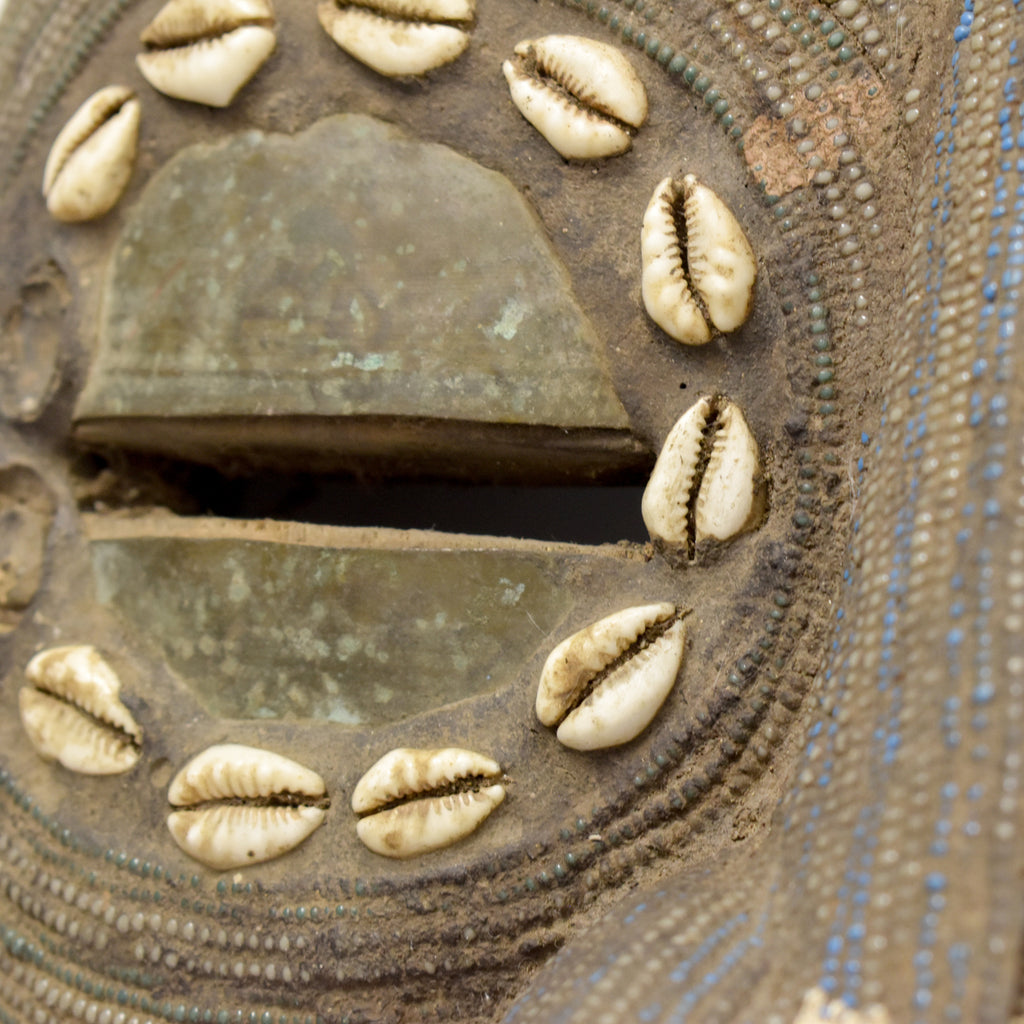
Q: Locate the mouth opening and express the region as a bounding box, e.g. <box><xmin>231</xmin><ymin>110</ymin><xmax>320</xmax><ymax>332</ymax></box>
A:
<box><xmin>76</xmin><ymin>453</ymin><xmax>651</xmax><ymax>546</ymax></box>
<box><xmin>207</xmin><ymin>473</ymin><xmax>650</xmax><ymax>545</ymax></box>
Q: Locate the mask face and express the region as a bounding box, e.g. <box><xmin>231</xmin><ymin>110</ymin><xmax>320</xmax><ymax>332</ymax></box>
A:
<box><xmin>0</xmin><ymin>1</ymin><xmax>961</xmax><ymax>1021</ymax></box>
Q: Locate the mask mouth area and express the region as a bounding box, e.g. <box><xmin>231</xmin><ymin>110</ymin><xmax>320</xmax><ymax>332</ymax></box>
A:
<box><xmin>72</xmin><ymin>430</ymin><xmax>653</xmax><ymax>729</ymax></box>
<box><xmin>74</xmin><ymin>451</ymin><xmax>650</xmax><ymax>546</ymax></box>
<box><xmin>82</xmin><ymin>509</ymin><xmax>654</xmax><ymax>725</ymax></box>
<box><xmin>197</xmin><ymin>472</ymin><xmax>651</xmax><ymax>546</ymax></box>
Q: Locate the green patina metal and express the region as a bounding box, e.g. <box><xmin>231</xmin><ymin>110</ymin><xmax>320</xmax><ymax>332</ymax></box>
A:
<box><xmin>76</xmin><ymin>114</ymin><xmax>628</xmax><ymax>432</ymax></box>
<box><xmin>90</xmin><ymin>534</ymin><xmax>610</xmax><ymax>723</ymax></box>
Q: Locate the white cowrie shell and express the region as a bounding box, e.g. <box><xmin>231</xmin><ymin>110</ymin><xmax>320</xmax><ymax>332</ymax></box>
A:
<box><xmin>503</xmin><ymin>35</ymin><xmax>647</xmax><ymax>160</ymax></box>
<box><xmin>317</xmin><ymin>0</ymin><xmax>474</xmax><ymax>78</ymax></box>
<box><xmin>641</xmin><ymin>174</ymin><xmax>757</xmax><ymax>344</ymax></box>
<box><xmin>794</xmin><ymin>987</ymin><xmax>894</xmax><ymax>1024</ymax></box>
<box><xmin>167</xmin><ymin>804</ymin><xmax>326</xmax><ymax>872</ymax></box>
<box><xmin>642</xmin><ymin>396</ymin><xmax>765</xmax><ymax>552</ymax></box>
<box><xmin>537</xmin><ymin>603</ymin><xmax>685</xmax><ymax>750</ymax></box>
<box><xmin>352</xmin><ymin>747</ymin><xmax>505</xmax><ymax>858</ymax></box>
<box><xmin>136</xmin><ymin>0</ymin><xmax>277</xmax><ymax>108</ymax></box>
<box><xmin>42</xmin><ymin>86</ymin><xmax>140</xmax><ymax>223</ymax></box>
<box><xmin>167</xmin><ymin>744</ymin><xmax>327</xmax><ymax>870</ymax></box>
<box><xmin>19</xmin><ymin>645</ymin><xmax>142</xmax><ymax>774</ymax></box>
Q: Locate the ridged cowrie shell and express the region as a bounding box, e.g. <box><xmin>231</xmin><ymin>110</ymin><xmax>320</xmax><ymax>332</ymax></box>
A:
<box><xmin>19</xmin><ymin>645</ymin><xmax>142</xmax><ymax>774</ymax></box>
<box><xmin>641</xmin><ymin>174</ymin><xmax>757</xmax><ymax>345</ymax></box>
<box><xmin>317</xmin><ymin>0</ymin><xmax>474</xmax><ymax>78</ymax></box>
<box><xmin>503</xmin><ymin>35</ymin><xmax>647</xmax><ymax>160</ymax></box>
<box><xmin>536</xmin><ymin>604</ymin><xmax>685</xmax><ymax>750</ymax></box>
<box><xmin>136</xmin><ymin>0</ymin><xmax>277</xmax><ymax>108</ymax></box>
<box><xmin>352</xmin><ymin>747</ymin><xmax>505</xmax><ymax>859</ymax></box>
<box><xmin>42</xmin><ymin>85</ymin><xmax>140</xmax><ymax>223</ymax></box>
<box><xmin>167</xmin><ymin>744</ymin><xmax>327</xmax><ymax>870</ymax></box>
<box><xmin>642</xmin><ymin>396</ymin><xmax>765</xmax><ymax>554</ymax></box>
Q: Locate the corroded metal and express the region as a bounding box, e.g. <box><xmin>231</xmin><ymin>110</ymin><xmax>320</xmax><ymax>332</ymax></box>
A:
<box><xmin>74</xmin><ymin>114</ymin><xmax>637</xmax><ymax>477</ymax></box>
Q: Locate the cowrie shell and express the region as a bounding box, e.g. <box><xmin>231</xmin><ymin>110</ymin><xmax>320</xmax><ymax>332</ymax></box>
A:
<box><xmin>641</xmin><ymin>174</ymin><xmax>757</xmax><ymax>344</ymax></box>
<box><xmin>642</xmin><ymin>396</ymin><xmax>765</xmax><ymax>554</ymax></box>
<box><xmin>42</xmin><ymin>85</ymin><xmax>140</xmax><ymax>222</ymax></box>
<box><xmin>19</xmin><ymin>645</ymin><xmax>142</xmax><ymax>774</ymax></box>
<box><xmin>317</xmin><ymin>0</ymin><xmax>474</xmax><ymax>78</ymax></box>
<box><xmin>352</xmin><ymin>747</ymin><xmax>505</xmax><ymax>858</ymax></box>
<box><xmin>794</xmin><ymin>986</ymin><xmax>894</xmax><ymax>1024</ymax></box>
<box><xmin>166</xmin><ymin>744</ymin><xmax>328</xmax><ymax>870</ymax></box>
<box><xmin>503</xmin><ymin>35</ymin><xmax>647</xmax><ymax>160</ymax></box>
<box><xmin>537</xmin><ymin>603</ymin><xmax>685</xmax><ymax>751</ymax></box>
<box><xmin>136</xmin><ymin>0</ymin><xmax>277</xmax><ymax>108</ymax></box>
